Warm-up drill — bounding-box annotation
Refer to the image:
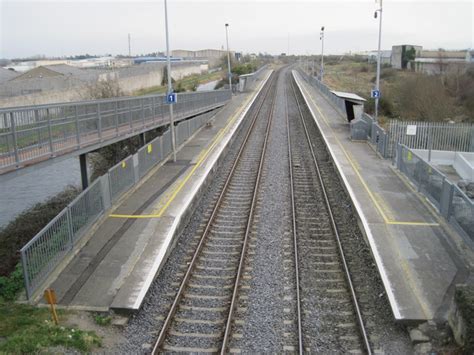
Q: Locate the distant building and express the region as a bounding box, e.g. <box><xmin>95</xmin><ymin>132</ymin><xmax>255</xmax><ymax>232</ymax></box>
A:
<box><xmin>466</xmin><ymin>50</ymin><xmax>474</xmax><ymax>63</ymax></box>
<box><xmin>391</xmin><ymin>45</ymin><xmax>423</xmax><ymax>69</ymax></box>
<box><xmin>0</xmin><ymin>68</ymin><xmax>19</xmax><ymax>83</ymax></box>
<box><xmin>411</xmin><ymin>50</ymin><xmax>470</xmax><ymax>75</ymax></box>
<box><xmin>11</xmin><ymin>64</ymin><xmax>87</xmax><ymax>81</ymax></box>
<box><xmin>367</xmin><ymin>50</ymin><xmax>391</xmax><ymax>65</ymax></box>
<box><xmin>170</xmin><ymin>49</ymin><xmax>237</xmax><ymax>67</ymax></box>
<box><xmin>171</xmin><ymin>49</ymin><xmax>196</xmax><ymax>58</ymax></box>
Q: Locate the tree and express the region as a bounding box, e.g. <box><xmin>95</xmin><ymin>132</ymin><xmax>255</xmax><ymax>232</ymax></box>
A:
<box><xmin>402</xmin><ymin>47</ymin><xmax>416</xmax><ymax>69</ymax></box>
<box><xmin>85</xmin><ymin>77</ymin><xmax>124</xmax><ymax>99</ymax></box>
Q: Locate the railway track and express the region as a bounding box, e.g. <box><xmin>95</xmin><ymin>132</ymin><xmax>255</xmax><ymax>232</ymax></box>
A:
<box><xmin>151</xmin><ymin>71</ymin><xmax>277</xmax><ymax>354</ymax></box>
<box><xmin>286</xmin><ymin>71</ymin><xmax>372</xmax><ymax>354</ymax></box>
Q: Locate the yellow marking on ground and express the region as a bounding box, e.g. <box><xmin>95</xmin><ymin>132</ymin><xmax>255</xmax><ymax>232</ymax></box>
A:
<box><xmin>109</xmin><ymin>82</ymin><xmax>261</xmax><ymax>219</ymax></box>
<box><xmin>374</xmin><ymin>192</ymin><xmax>395</xmax><ymax>221</ymax></box>
<box><xmin>298</xmin><ymin>80</ymin><xmax>438</xmax><ymax>227</ymax></box>
<box><xmin>152</xmin><ymin>92</ymin><xmax>257</xmax><ymax>217</ymax></box>
<box><xmin>298</xmin><ymin>75</ymin><xmax>435</xmax><ymax>318</ymax></box>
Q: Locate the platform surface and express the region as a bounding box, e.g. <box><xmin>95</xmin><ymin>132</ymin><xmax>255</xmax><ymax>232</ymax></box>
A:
<box><xmin>294</xmin><ymin>71</ymin><xmax>473</xmax><ymax>322</ymax></box>
<box><xmin>43</xmin><ymin>72</ymin><xmax>271</xmax><ymax>311</ymax></box>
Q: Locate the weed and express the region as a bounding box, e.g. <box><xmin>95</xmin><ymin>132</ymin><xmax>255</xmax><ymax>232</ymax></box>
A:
<box><xmin>94</xmin><ymin>314</ymin><xmax>112</xmax><ymax>326</ymax></box>
<box><xmin>0</xmin><ymin>302</ymin><xmax>101</xmax><ymax>353</ymax></box>
<box><xmin>0</xmin><ymin>264</ymin><xmax>24</xmax><ymax>301</ymax></box>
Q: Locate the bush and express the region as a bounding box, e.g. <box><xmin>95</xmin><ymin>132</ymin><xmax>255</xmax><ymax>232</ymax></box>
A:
<box><xmin>85</xmin><ymin>78</ymin><xmax>124</xmax><ymax>99</ymax></box>
<box><xmin>0</xmin><ymin>187</ymin><xmax>80</xmax><ymax>278</ymax></box>
<box><xmin>0</xmin><ymin>264</ymin><xmax>23</xmax><ymax>301</ymax></box>
<box><xmin>395</xmin><ymin>74</ymin><xmax>452</xmax><ymax>121</ymax></box>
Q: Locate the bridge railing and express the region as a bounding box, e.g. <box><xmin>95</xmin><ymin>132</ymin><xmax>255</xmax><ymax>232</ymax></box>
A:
<box><xmin>0</xmin><ymin>90</ymin><xmax>231</xmax><ymax>171</ymax></box>
<box><xmin>20</xmin><ymin>109</ymin><xmax>217</xmax><ymax>300</ymax></box>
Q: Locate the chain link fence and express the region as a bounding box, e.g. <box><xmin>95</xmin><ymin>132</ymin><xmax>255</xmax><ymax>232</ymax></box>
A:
<box><xmin>20</xmin><ymin>110</ymin><xmax>214</xmax><ymax>299</ymax></box>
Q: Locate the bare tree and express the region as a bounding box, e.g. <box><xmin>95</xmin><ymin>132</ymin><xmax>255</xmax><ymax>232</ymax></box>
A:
<box><xmin>85</xmin><ymin>76</ymin><xmax>124</xmax><ymax>100</ymax></box>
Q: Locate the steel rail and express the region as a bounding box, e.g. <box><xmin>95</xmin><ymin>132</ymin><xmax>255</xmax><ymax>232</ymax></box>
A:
<box><xmin>220</xmin><ymin>69</ymin><xmax>279</xmax><ymax>355</ymax></box>
<box><xmin>289</xmin><ymin>76</ymin><xmax>373</xmax><ymax>355</ymax></box>
<box><xmin>285</xmin><ymin>74</ymin><xmax>304</xmax><ymax>355</ymax></box>
<box><xmin>151</xmin><ymin>72</ymin><xmax>276</xmax><ymax>355</ymax></box>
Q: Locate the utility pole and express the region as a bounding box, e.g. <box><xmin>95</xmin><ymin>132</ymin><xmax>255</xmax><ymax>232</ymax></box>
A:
<box><xmin>225</xmin><ymin>23</ymin><xmax>232</xmax><ymax>92</ymax></box>
<box><xmin>374</xmin><ymin>0</ymin><xmax>383</xmax><ymax>121</ymax></box>
<box><xmin>320</xmin><ymin>26</ymin><xmax>325</xmax><ymax>82</ymax></box>
<box><xmin>128</xmin><ymin>33</ymin><xmax>131</xmax><ymax>57</ymax></box>
<box><xmin>287</xmin><ymin>32</ymin><xmax>290</xmax><ymax>55</ymax></box>
<box><xmin>164</xmin><ymin>0</ymin><xmax>176</xmax><ymax>162</ymax></box>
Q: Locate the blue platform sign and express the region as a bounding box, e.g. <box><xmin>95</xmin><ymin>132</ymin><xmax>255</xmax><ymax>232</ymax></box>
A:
<box><xmin>371</xmin><ymin>89</ymin><xmax>381</xmax><ymax>99</ymax></box>
<box><xmin>166</xmin><ymin>93</ymin><xmax>177</xmax><ymax>104</ymax></box>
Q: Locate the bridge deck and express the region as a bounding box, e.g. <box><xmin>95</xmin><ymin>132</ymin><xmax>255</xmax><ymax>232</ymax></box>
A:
<box><xmin>293</xmin><ymin>70</ymin><xmax>473</xmax><ymax>322</ymax></box>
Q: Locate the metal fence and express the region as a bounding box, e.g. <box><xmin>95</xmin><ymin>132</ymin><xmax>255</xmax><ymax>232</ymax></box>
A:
<box><xmin>108</xmin><ymin>155</ymin><xmax>135</xmax><ymax>202</ymax></box>
<box><xmin>20</xmin><ymin>177</ymin><xmax>104</xmax><ymax>298</ymax></box>
<box><xmin>387</xmin><ymin>120</ymin><xmax>474</xmax><ymax>159</ymax></box>
<box><xmin>396</xmin><ymin>144</ymin><xmax>474</xmax><ymax>244</ymax></box>
<box><xmin>20</xmin><ymin>110</ymin><xmax>213</xmax><ymax>299</ymax></box>
<box><xmin>297</xmin><ymin>66</ymin><xmax>474</xmax><ymax>159</ymax></box>
<box><xmin>0</xmin><ymin>89</ymin><xmax>231</xmax><ymax>171</ymax></box>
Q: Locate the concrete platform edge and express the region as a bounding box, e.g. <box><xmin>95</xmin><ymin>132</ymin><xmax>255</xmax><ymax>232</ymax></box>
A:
<box><xmin>113</xmin><ymin>70</ymin><xmax>273</xmax><ymax>311</ymax></box>
<box><xmin>292</xmin><ymin>71</ymin><xmax>403</xmax><ymax>320</ymax></box>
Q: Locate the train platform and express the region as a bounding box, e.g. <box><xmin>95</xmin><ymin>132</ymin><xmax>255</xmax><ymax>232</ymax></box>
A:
<box><xmin>39</xmin><ymin>70</ymin><xmax>272</xmax><ymax>312</ymax></box>
<box><xmin>293</xmin><ymin>70</ymin><xmax>473</xmax><ymax>323</ymax></box>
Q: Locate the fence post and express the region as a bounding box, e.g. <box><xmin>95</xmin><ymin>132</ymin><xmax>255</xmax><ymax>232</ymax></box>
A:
<box><xmin>9</xmin><ymin>112</ymin><xmax>20</xmax><ymax>164</ymax></box>
<box><xmin>47</xmin><ymin>109</ymin><xmax>54</xmax><ymax>155</ymax></box>
<box><xmin>470</xmin><ymin>126</ymin><xmax>474</xmax><ymax>152</ymax></box>
<box><xmin>75</xmin><ymin>105</ymin><xmax>80</xmax><ymax>148</ymax></box>
<box><xmin>66</xmin><ymin>207</ymin><xmax>74</xmax><ymax>250</ymax></box>
<box><xmin>129</xmin><ymin>101</ymin><xmax>133</xmax><ymax>129</ymax></box>
<box><xmin>133</xmin><ymin>154</ymin><xmax>140</xmax><ymax>184</ymax></box>
<box><xmin>141</xmin><ymin>98</ymin><xmax>145</xmax><ymax>128</ymax></box>
<box><xmin>115</xmin><ymin>101</ymin><xmax>119</xmax><ymax>136</ymax></box>
<box><xmin>20</xmin><ymin>250</ymin><xmax>31</xmax><ymax>300</ymax></box>
<box><xmin>97</xmin><ymin>103</ymin><xmax>102</xmax><ymax>141</ymax></box>
<box><xmin>396</xmin><ymin>143</ymin><xmax>402</xmax><ymax>170</ymax></box>
<box><xmin>100</xmin><ymin>174</ymin><xmax>111</xmax><ymax>211</ymax></box>
<box><xmin>34</xmin><ymin>109</ymin><xmax>41</xmax><ymax>147</ymax></box>
<box><xmin>440</xmin><ymin>179</ymin><xmax>454</xmax><ymax>219</ymax></box>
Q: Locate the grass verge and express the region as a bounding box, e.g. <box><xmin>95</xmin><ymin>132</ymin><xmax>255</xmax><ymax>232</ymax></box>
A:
<box><xmin>0</xmin><ymin>302</ymin><xmax>101</xmax><ymax>353</ymax></box>
<box><xmin>133</xmin><ymin>70</ymin><xmax>223</xmax><ymax>96</ymax></box>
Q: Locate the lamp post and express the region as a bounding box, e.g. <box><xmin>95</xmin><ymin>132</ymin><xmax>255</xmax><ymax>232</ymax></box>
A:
<box><xmin>320</xmin><ymin>26</ymin><xmax>325</xmax><ymax>82</ymax></box>
<box><xmin>225</xmin><ymin>23</ymin><xmax>232</xmax><ymax>92</ymax></box>
<box><xmin>374</xmin><ymin>0</ymin><xmax>383</xmax><ymax>121</ymax></box>
<box><xmin>164</xmin><ymin>0</ymin><xmax>176</xmax><ymax>162</ymax></box>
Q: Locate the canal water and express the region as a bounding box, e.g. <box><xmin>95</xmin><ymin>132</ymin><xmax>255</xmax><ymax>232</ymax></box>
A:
<box><xmin>0</xmin><ymin>157</ymin><xmax>81</xmax><ymax>229</ymax></box>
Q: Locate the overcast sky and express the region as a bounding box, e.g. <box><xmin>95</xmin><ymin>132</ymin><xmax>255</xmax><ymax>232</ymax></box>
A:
<box><xmin>0</xmin><ymin>0</ymin><xmax>472</xmax><ymax>59</ymax></box>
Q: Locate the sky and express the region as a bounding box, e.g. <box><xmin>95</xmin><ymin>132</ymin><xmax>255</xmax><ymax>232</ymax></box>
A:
<box><xmin>0</xmin><ymin>0</ymin><xmax>472</xmax><ymax>59</ymax></box>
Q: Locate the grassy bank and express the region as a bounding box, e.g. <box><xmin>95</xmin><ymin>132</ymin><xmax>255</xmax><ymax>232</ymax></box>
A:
<box><xmin>0</xmin><ymin>302</ymin><xmax>101</xmax><ymax>353</ymax></box>
<box><xmin>318</xmin><ymin>59</ymin><xmax>473</xmax><ymax>123</ymax></box>
<box><xmin>134</xmin><ymin>70</ymin><xmax>223</xmax><ymax>96</ymax></box>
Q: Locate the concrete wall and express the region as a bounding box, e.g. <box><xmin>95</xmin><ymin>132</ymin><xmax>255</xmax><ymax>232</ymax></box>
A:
<box><xmin>454</xmin><ymin>153</ymin><xmax>474</xmax><ymax>181</ymax></box>
<box><xmin>0</xmin><ymin>62</ymin><xmax>208</xmax><ymax>108</ymax></box>
<box><xmin>412</xmin><ymin>149</ymin><xmax>474</xmax><ymax>181</ymax></box>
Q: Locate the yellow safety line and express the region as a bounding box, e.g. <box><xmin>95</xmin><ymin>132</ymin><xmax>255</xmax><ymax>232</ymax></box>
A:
<box><xmin>299</xmin><ymin>76</ymin><xmax>435</xmax><ymax>319</ymax></box>
<box><xmin>109</xmin><ymin>89</ymin><xmax>257</xmax><ymax>220</ymax></box>
<box><xmin>299</xmin><ymin>80</ymin><xmax>438</xmax><ymax>227</ymax></box>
